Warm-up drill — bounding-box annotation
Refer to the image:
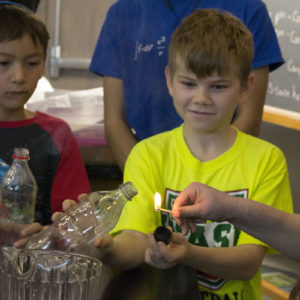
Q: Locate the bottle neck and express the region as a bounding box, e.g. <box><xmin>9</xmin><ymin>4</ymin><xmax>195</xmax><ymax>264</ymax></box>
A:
<box><xmin>12</xmin><ymin>156</ymin><xmax>29</xmax><ymax>165</ymax></box>
<box><xmin>10</xmin><ymin>156</ymin><xmax>31</xmax><ymax>172</ymax></box>
<box><xmin>12</xmin><ymin>148</ymin><xmax>30</xmax><ymax>161</ymax></box>
<box><xmin>12</xmin><ymin>155</ymin><xmax>29</xmax><ymax>160</ymax></box>
<box><xmin>119</xmin><ymin>182</ymin><xmax>138</xmax><ymax>200</ymax></box>
<box><xmin>11</xmin><ymin>148</ymin><xmax>30</xmax><ymax>168</ymax></box>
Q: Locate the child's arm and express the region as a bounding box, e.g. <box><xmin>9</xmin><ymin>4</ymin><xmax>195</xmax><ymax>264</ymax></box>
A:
<box><xmin>103</xmin><ymin>76</ymin><xmax>138</xmax><ymax>171</ymax></box>
<box><xmin>91</xmin><ymin>229</ymin><xmax>149</xmax><ymax>270</ymax></box>
<box><xmin>145</xmin><ymin>231</ymin><xmax>266</xmax><ymax>281</ymax></box>
<box><xmin>232</xmin><ymin>66</ymin><xmax>269</xmax><ymax>136</ymax></box>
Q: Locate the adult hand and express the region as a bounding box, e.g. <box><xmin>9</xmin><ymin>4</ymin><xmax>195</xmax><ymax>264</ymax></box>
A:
<box><xmin>145</xmin><ymin>228</ymin><xmax>190</xmax><ymax>269</ymax></box>
<box><xmin>172</xmin><ymin>182</ymin><xmax>232</xmax><ymax>234</ymax></box>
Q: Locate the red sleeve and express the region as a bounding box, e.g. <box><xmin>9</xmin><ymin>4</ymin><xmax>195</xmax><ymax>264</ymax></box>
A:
<box><xmin>37</xmin><ymin>114</ymin><xmax>91</xmax><ymax>213</ymax></box>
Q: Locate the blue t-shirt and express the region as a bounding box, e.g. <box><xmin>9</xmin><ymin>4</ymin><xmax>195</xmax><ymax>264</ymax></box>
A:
<box><xmin>90</xmin><ymin>0</ymin><xmax>284</xmax><ymax>140</ymax></box>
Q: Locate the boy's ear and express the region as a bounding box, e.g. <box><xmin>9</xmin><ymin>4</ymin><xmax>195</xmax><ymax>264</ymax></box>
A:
<box><xmin>39</xmin><ymin>59</ymin><xmax>46</xmax><ymax>78</ymax></box>
<box><xmin>165</xmin><ymin>66</ymin><xmax>174</xmax><ymax>97</ymax></box>
<box><xmin>240</xmin><ymin>72</ymin><xmax>255</xmax><ymax>102</ymax></box>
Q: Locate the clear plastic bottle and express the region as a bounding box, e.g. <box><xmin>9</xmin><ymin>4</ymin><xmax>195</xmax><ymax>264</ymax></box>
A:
<box><xmin>0</xmin><ymin>148</ymin><xmax>37</xmax><ymax>224</ymax></box>
<box><xmin>26</xmin><ymin>181</ymin><xmax>138</xmax><ymax>252</ymax></box>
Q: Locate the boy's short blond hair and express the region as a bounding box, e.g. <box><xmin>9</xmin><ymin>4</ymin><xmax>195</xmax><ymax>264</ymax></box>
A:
<box><xmin>168</xmin><ymin>9</ymin><xmax>254</xmax><ymax>84</ymax></box>
<box><xmin>0</xmin><ymin>4</ymin><xmax>49</xmax><ymax>58</ymax></box>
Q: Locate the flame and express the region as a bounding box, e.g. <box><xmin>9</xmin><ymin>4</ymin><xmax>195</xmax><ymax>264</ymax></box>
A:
<box><xmin>154</xmin><ymin>192</ymin><xmax>162</xmax><ymax>211</ymax></box>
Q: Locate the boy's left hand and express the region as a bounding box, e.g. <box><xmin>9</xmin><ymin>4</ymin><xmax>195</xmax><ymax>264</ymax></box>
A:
<box><xmin>51</xmin><ymin>194</ymin><xmax>86</xmax><ymax>221</ymax></box>
<box><xmin>12</xmin><ymin>222</ymin><xmax>43</xmax><ymax>248</ymax></box>
<box><xmin>145</xmin><ymin>229</ymin><xmax>190</xmax><ymax>269</ymax></box>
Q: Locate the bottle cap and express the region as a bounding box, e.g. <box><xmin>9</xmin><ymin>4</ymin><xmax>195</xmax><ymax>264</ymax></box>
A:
<box><xmin>121</xmin><ymin>182</ymin><xmax>138</xmax><ymax>199</ymax></box>
<box><xmin>154</xmin><ymin>226</ymin><xmax>172</xmax><ymax>245</ymax></box>
<box><xmin>12</xmin><ymin>148</ymin><xmax>30</xmax><ymax>160</ymax></box>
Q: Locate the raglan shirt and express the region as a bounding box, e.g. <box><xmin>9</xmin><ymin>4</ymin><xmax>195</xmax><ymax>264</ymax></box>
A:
<box><xmin>89</xmin><ymin>0</ymin><xmax>284</xmax><ymax>141</ymax></box>
<box><xmin>0</xmin><ymin>112</ymin><xmax>90</xmax><ymax>225</ymax></box>
<box><xmin>111</xmin><ymin>126</ymin><xmax>293</xmax><ymax>300</ymax></box>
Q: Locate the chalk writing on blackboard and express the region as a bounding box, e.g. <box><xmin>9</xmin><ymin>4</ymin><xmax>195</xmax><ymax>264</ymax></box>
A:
<box><xmin>264</xmin><ymin>1</ymin><xmax>300</xmax><ymax>114</ymax></box>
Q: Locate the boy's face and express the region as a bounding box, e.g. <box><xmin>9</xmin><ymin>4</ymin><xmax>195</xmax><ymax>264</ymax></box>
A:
<box><xmin>165</xmin><ymin>63</ymin><xmax>252</xmax><ymax>133</ymax></box>
<box><xmin>0</xmin><ymin>33</ymin><xmax>45</xmax><ymax>117</ymax></box>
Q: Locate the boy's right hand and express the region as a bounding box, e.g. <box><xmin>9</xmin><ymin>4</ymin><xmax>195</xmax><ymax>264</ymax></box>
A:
<box><xmin>145</xmin><ymin>229</ymin><xmax>190</xmax><ymax>269</ymax></box>
<box><xmin>91</xmin><ymin>234</ymin><xmax>115</xmax><ymax>260</ymax></box>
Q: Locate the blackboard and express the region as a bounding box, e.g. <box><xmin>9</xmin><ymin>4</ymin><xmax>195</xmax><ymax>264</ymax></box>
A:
<box><xmin>264</xmin><ymin>0</ymin><xmax>300</xmax><ymax>115</ymax></box>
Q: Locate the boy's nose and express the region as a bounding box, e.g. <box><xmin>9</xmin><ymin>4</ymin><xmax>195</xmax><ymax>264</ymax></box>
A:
<box><xmin>192</xmin><ymin>88</ymin><xmax>212</xmax><ymax>105</ymax></box>
<box><xmin>11</xmin><ymin>63</ymin><xmax>26</xmax><ymax>83</ymax></box>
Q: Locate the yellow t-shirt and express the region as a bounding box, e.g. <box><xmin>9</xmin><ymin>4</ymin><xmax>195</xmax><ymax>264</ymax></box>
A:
<box><xmin>112</xmin><ymin>125</ymin><xmax>293</xmax><ymax>300</ymax></box>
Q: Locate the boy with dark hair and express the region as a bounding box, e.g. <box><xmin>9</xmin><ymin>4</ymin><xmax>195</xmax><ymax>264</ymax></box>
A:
<box><xmin>0</xmin><ymin>4</ymin><xmax>90</xmax><ymax>225</ymax></box>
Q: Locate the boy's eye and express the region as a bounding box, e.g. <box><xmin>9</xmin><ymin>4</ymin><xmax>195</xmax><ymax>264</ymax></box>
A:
<box><xmin>211</xmin><ymin>84</ymin><xmax>228</xmax><ymax>90</ymax></box>
<box><xmin>181</xmin><ymin>81</ymin><xmax>196</xmax><ymax>88</ymax></box>
<box><xmin>28</xmin><ymin>61</ymin><xmax>41</xmax><ymax>67</ymax></box>
<box><xmin>0</xmin><ymin>61</ymin><xmax>10</xmax><ymax>66</ymax></box>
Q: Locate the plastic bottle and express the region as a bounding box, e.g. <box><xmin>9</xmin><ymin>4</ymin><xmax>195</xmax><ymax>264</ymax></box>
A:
<box><xmin>0</xmin><ymin>148</ymin><xmax>37</xmax><ymax>224</ymax></box>
<box><xmin>0</xmin><ymin>148</ymin><xmax>37</xmax><ymax>246</ymax></box>
<box><xmin>26</xmin><ymin>181</ymin><xmax>138</xmax><ymax>252</ymax></box>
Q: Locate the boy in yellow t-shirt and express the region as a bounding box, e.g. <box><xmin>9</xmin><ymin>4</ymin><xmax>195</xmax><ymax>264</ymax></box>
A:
<box><xmin>87</xmin><ymin>9</ymin><xmax>293</xmax><ymax>299</ymax></box>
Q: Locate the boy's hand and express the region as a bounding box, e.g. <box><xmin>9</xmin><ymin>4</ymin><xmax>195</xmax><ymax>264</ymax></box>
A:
<box><xmin>12</xmin><ymin>222</ymin><xmax>43</xmax><ymax>248</ymax></box>
<box><xmin>145</xmin><ymin>229</ymin><xmax>190</xmax><ymax>269</ymax></box>
<box><xmin>51</xmin><ymin>194</ymin><xmax>115</xmax><ymax>260</ymax></box>
<box><xmin>51</xmin><ymin>194</ymin><xmax>87</xmax><ymax>221</ymax></box>
<box><xmin>79</xmin><ymin>234</ymin><xmax>115</xmax><ymax>261</ymax></box>
<box><xmin>91</xmin><ymin>233</ymin><xmax>115</xmax><ymax>260</ymax></box>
